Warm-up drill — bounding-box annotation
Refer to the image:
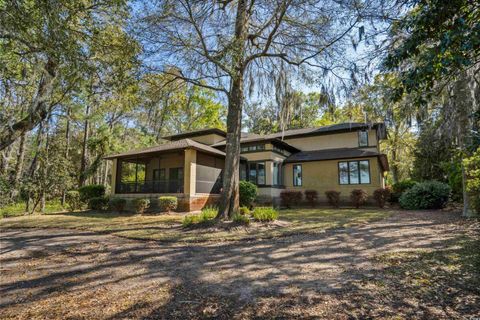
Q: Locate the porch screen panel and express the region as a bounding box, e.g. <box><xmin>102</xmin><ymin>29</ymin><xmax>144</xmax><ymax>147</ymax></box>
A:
<box><xmin>196</xmin><ymin>164</ymin><xmax>223</xmax><ymax>194</ymax></box>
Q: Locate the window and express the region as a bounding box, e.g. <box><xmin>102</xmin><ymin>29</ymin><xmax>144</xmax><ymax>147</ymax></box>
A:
<box><xmin>248</xmin><ymin>162</ymin><xmax>266</xmax><ymax>185</ymax></box>
<box><xmin>169</xmin><ymin>167</ymin><xmax>184</xmax><ymax>181</ymax></box>
<box><xmin>241</xmin><ymin>144</ymin><xmax>265</xmax><ymax>152</ymax></box>
<box><xmin>338</xmin><ymin>160</ymin><xmax>370</xmax><ymax>184</ymax></box>
<box><xmin>153</xmin><ymin>168</ymin><xmax>166</xmax><ymax>181</ymax></box>
<box><xmin>293</xmin><ymin>164</ymin><xmax>302</xmax><ymax>186</ymax></box>
<box><xmin>273</xmin><ymin>162</ymin><xmax>282</xmax><ymax>186</ymax></box>
<box><xmin>358</xmin><ymin>130</ymin><xmax>369</xmax><ymax>147</ymax></box>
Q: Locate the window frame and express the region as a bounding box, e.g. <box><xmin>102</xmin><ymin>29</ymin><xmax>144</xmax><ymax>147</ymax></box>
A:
<box><xmin>153</xmin><ymin>168</ymin><xmax>166</xmax><ymax>181</ymax></box>
<box><xmin>338</xmin><ymin>160</ymin><xmax>371</xmax><ymax>185</ymax></box>
<box><xmin>293</xmin><ymin>164</ymin><xmax>302</xmax><ymax>187</ymax></box>
<box><xmin>248</xmin><ymin>161</ymin><xmax>266</xmax><ymax>186</ymax></box>
<box><xmin>273</xmin><ymin>162</ymin><xmax>282</xmax><ymax>186</ymax></box>
<box><xmin>358</xmin><ymin>130</ymin><xmax>369</xmax><ymax>147</ymax></box>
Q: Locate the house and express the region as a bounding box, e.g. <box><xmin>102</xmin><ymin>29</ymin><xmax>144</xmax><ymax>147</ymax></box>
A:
<box><xmin>104</xmin><ymin>123</ymin><xmax>389</xmax><ymax>211</ymax></box>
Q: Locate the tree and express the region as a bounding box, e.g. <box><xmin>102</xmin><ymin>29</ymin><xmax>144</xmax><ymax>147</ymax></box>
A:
<box><xmin>384</xmin><ymin>0</ymin><xmax>480</xmax><ymax>216</ymax></box>
<box><xmin>136</xmin><ymin>0</ymin><xmax>370</xmax><ymax>218</ymax></box>
<box><xmin>0</xmin><ymin>0</ymin><xmax>134</xmax><ymax>150</ymax></box>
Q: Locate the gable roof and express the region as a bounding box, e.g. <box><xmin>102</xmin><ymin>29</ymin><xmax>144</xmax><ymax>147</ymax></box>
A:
<box><xmin>284</xmin><ymin>148</ymin><xmax>389</xmax><ymax>171</ymax></box>
<box><xmin>161</xmin><ymin>128</ymin><xmax>227</xmax><ymax>141</ymax></box>
<box><xmin>104</xmin><ymin>138</ymin><xmax>227</xmax><ymax>159</ymax></box>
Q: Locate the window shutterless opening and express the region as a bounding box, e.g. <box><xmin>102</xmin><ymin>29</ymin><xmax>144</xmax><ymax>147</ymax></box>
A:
<box><xmin>358</xmin><ymin>130</ymin><xmax>369</xmax><ymax>147</ymax></box>
<box><xmin>338</xmin><ymin>160</ymin><xmax>370</xmax><ymax>185</ymax></box>
<box><xmin>293</xmin><ymin>164</ymin><xmax>302</xmax><ymax>186</ymax></box>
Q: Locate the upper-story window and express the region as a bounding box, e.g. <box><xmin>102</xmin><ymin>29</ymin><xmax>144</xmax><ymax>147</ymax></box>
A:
<box><xmin>241</xmin><ymin>144</ymin><xmax>265</xmax><ymax>153</ymax></box>
<box><xmin>358</xmin><ymin>130</ymin><xmax>369</xmax><ymax>147</ymax></box>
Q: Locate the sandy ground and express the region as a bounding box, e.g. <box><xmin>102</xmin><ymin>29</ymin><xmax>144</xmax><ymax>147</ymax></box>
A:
<box><xmin>0</xmin><ymin>210</ymin><xmax>478</xmax><ymax>319</ymax></box>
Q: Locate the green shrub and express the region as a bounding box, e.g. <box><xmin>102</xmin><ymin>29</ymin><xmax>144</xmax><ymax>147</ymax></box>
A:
<box><xmin>88</xmin><ymin>196</ymin><xmax>109</xmax><ymax>210</ymax></box>
<box><xmin>239</xmin><ymin>206</ymin><xmax>251</xmax><ymax>216</ymax></box>
<box><xmin>399</xmin><ymin>181</ymin><xmax>451</xmax><ymax>210</ymax></box>
<box><xmin>182</xmin><ymin>206</ymin><xmax>217</xmax><ymax>227</ymax></box>
<box><xmin>252</xmin><ymin>207</ymin><xmax>279</xmax><ymax>221</ymax></box>
<box><xmin>232</xmin><ymin>213</ymin><xmax>250</xmax><ymax>225</ymax></box>
<box><xmin>390</xmin><ymin>180</ymin><xmax>417</xmax><ymax>203</ymax></box>
<box><xmin>472</xmin><ymin>194</ymin><xmax>480</xmax><ymax>215</ymax></box>
<box><xmin>65</xmin><ymin>190</ymin><xmax>82</xmax><ymax>211</ymax></box>
<box><xmin>325</xmin><ymin>190</ymin><xmax>341</xmax><ymax>208</ymax></box>
<box><xmin>78</xmin><ymin>184</ymin><xmax>106</xmax><ymax>203</ymax></box>
<box><xmin>280</xmin><ymin>190</ymin><xmax>302</xmax><ymax>208</ymax></box>
<box><xmin>239</xmin><ymin>180</ymin><xmax>257</xmax><ymax>207</ymax></box>
<box><xmin>109</xmin><ymin>197</ymin><xmax>127</xmax><ymax>212</ymax></box>
<box><xmin>304</xmin><ymin>190</ymin><xmax>318</xmax><ymax>207</ymax></box>
<box><xmin>133</xmin><ymin>198</ymin><xmax>150</xmax><ymax>214</ymax></box>
<box><xmin>199</xmin><ymin>206</ymin><xmax>217</xmax><ymax>221</ymax></box>
<box><xmin>350</xmin><ymin>189</ymin><xmax>368</xmax><ymax>208</ymax></box>
<box><xmin>158</xmin><ymin>196</ymin><xmax>178</xmax><ymax>213</ymax></box>
<box><xmin>373</xmin><ymin>188</ymin><xmax>391</xmax><ymax>208</ymax></box>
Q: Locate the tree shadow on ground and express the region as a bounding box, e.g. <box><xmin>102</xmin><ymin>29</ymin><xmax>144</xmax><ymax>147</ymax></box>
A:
<box><xmin>0</xmin><ymin>210</ymin><xmax>478</xmax><ymax>319</ymax></box>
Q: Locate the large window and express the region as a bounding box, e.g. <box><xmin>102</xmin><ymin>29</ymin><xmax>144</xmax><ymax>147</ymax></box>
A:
<box><xmin>248</xmin><ymin>162</ymin><xmax>266</xmax><ymax>185</ymax></box>
<box><xmin>293</xmin><ymin>164</ymin><xmax>302</xmax><ymax>186</ymax></box>
<box><xmin>273</xmin><ymin>162</ymin><xmax>282</xmax><ymax>186</ymax></box>
<box><xmin>358</xmin><ymin>130</ymin><xmax>369</xmax><ymax>147</ymax></box>
<box><xmin>338</xmin><ymin>160</ymin><xmax>370</xmax><ymax>184</ymax></box>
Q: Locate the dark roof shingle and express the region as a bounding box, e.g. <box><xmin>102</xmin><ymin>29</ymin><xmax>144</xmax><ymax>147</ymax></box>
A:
<box><xmin>104</xmin><ymin>139</ymin><xmax>226</xmax><ymax>159</ymax></box>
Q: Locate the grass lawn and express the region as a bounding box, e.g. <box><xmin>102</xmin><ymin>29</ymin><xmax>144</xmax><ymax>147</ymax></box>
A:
<box><xmin>1</xmin><ymin>200</ymin><xmax>64</xmax><ymax>218</ymax></box>
<box><xmin>0</xmin><ymin>208</ymin><xmax>392</xmax><ymax>242</ymax></box>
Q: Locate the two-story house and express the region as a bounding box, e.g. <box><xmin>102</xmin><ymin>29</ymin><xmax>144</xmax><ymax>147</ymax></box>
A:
<box><xmin>104</xmin><ymin>122</ymin><xmax>389</xmax><ymax>211</ymax></box>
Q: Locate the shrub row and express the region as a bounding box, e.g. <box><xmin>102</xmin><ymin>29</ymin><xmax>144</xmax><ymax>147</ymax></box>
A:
<box><xmin>280</xmin><ymin>189</ymin><xmax>389</xmax><ymax>208</ymax></box>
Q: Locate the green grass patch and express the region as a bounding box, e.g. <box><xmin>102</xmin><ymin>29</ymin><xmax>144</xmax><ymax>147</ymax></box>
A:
<box><xmin>0</xmin><ymin>207</ymin><xmax>392</xmax><ymax>242</ymax></box>
<box><xmin>1</xmin><ymin>200</ymin><xmax>65</xmax><ymax>218</ymax></box>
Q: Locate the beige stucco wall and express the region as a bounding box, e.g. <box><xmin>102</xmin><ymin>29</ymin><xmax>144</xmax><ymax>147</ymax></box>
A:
<box><xmin>189</xmin><ymin>133</ymin><xmax>225</xmax><ymax>145</ymax></box>
<box><xmin>283</xmin><ymin>156</ymin><xmax>385</xmax><ymax>201</ymax></box>
<box><xmin>144</xmin><ymin>152</ymin><xmax>185</xmax><ymax>181</ymax></box>
<box><xmin>283</xmin><ymin>129</ymin><xmax>378</xmax><ymax>151</ymax></box>
<box><xmin>111</xmin><ymin>159</ymin><xmax>117</xmax><ymax>195</ymax></box>
<box><xmin>184</xmin><ymin>149</ymin><xmax>196</xmax><ymax>196</ymax></box>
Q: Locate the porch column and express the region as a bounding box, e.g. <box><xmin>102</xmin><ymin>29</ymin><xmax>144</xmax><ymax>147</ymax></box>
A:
<box><xmin>111</xmin><ymin>158</ymin><xmax>117</xmax><ymax>195</ymax></box>
<box><xmin>184</xmin><ymin>149</ymin><xmax>197</xmax><ymax>196</ymax></box>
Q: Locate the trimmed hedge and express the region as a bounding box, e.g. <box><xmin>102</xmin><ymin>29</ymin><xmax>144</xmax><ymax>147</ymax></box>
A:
<box><xmin>133</xmin><ymin>198</ymin><xmax>150</xmax><ymax>214</ymax></box>
<box><xmin>399</xmin><ymin>181</ymin><xmax>451</xmax><ymax>210</ymax></box>
<box><xmin>65</xmin><ymin>191</ymin><xmax>81</xmax><ymax>211</ymax></box>
<box><xmin>78</xmin><ymin>184</ymin><xmax>106</xmax><ymax>203</ymax></box>
<box><xmin>373</xmin><ymin>188</ymin><xmax>391</xmax><ymax>208</ymax></box>
<box><xmin>304</xmin><ymin>190</ymin><xmax>318</xmax><ymax>207</ymax></box>
<box><xmin>280</xmin><ymin>190</ymin><xmax>302</xmax><ymax>208</ymax></box>
<box><xmin>158</xmin><ymin>196</ymin><xmax>178</xmax><ymax>213</ymax></box>
<box><xmin>239</xmin><ymin>180</ymin><xmax>257</xmax><ymax>208</ymax></box>
<box><xmin>109</xmin><ymin>198</ymin><xmax>127</xmax><ymax>212</ymax></box>
<box><xmin>351</xmin><ymin>189</ymin><xmax>368</xmax><ymax>208</ymax></box>
<box><xmin>252</xmin><ymin>207</ymin><xmax>279</xmax><ymax>221</ymax></box>
<box><xmin>88</xmin><ymin>196</ymin><xmax>109</xmax><ymax>210</ymax></box>
<box><xmin>325</xmin><ymin>190</ymin><xmax>341</xmax><ymax>208</ymax></box>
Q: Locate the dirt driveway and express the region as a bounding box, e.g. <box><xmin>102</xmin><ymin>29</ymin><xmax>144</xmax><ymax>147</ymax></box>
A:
<box><xmin>1</xmin><ymin>210</ymin><xmax>478</xmax><ymax>319</ymax></box>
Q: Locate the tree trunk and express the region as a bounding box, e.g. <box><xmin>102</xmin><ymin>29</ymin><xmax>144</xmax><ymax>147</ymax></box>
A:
<box><xmin>61</xmin><ymin>108</ymin><xmax>71</xmax><ymax>206</ymax></box>
<box><xmin>79</xmin><ymin>104</ymin><xmax>90</xmax><ymax>187</ymax></box>
<box><xmin>0</xmin><ymin>59</ymin><xmax>56</xmax><ymax>151</ymax></box>
<box><xmin>217</xmin><ymin>0</ymin><xmax>248</xmax><ymax>219</ymax></box>
<box><xmin>10</xmin><ymin>131</ymin><xmax>26</xmax><ymax>199</ymax></box>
